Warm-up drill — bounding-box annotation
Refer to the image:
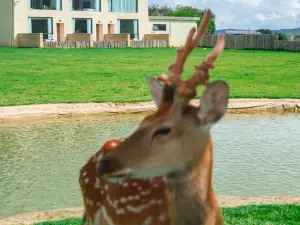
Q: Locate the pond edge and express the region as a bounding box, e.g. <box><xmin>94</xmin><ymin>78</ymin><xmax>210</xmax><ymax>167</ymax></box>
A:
<box><xmin>1</xmin><ymin>99</ymin><xmax>300</xmax><ymax>122</ymax></box>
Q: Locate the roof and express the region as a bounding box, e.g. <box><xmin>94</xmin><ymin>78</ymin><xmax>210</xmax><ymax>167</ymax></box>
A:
<box><xmin>149</xmin><ymin>16</ymin><xmax>200</xmax><ymax>22</ymax></box>
<box><xmin>225</xmin><ymin>30</ymin><xmax>262</xmax><ymax>35</ymax></box>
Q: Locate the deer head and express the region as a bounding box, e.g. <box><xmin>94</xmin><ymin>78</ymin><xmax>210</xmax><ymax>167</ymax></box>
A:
<box><xmin>97</xmin><ymin>10</ymin><xmax>228</xmax><ymax>182</ymax></box>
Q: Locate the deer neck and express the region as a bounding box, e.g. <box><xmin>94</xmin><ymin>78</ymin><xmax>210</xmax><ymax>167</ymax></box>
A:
<box><xmin>165</xmin><ymin>136</ymin><xmax>214</xmax><ymax>225</ymax></box>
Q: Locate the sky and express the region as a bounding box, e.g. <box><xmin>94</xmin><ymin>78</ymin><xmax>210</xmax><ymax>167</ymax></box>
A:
<box><xmin>148</xmin><ymin>0</ymin><xmax>300</xmax><ymax>30</ymax></box>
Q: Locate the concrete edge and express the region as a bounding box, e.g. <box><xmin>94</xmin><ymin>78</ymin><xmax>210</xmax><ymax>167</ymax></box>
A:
<box><xmin>0</xmin><ymin>99</ymin><xmax>300</xmax><ymax>122</ymax></box>
<box><xmin>1</xmin><ymin>194</ymin><xmax>299</xmax><ymax>225</ymax></box>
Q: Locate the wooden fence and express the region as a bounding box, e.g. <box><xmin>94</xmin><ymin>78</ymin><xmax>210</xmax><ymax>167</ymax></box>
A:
<box><xmin>199</xmin><ymin>34</ymin><xmax>300</xmax><ymax>52</ymax></box>
<box><xmin>130</xmin><ymin>40</ymin><xmax>169</xmax><ymax>48</ymax></box>
<box><xmin>43</xmin><ymin>40</ymin><xmax>169</xmax><ymax>48</ymax></box>
<box><xmin>293</xmin><ymin>35</ymin><xmax>300</xmax><ymax>41</ymax></box>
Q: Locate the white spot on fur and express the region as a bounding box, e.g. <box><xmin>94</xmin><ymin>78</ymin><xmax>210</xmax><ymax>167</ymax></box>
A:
<box><xmin>150</xmin><ymin>199</ymin><xmax>157</xmax><ymax>205</ymax></box>
<box><xmin>118</xmin><ymin>208</ymin><xmax>126</xmax><ymax>214</ymax></box>
<box><xmin>143</xmin><ymin>217</ymin><xmax>152</xmax><ymax>225</ymax></box>
<box><xmin>140</xmin><ymin>190</ymin><xmax>151</xmax><ymax>196</ymax></box>
<box><xmin>82</xmin><ymin>171</ymin><xmax>87</xmax><ymax>177</ymax></box>
<box><xmin>134</xmin><ymin>195</ymin><xmax>140</xmax><ymax>200</ymax></box>
<box><xmin>126</xmin><ymin>204</ymin><xmax>146</xmax><ymax>213</ymax></box>
<box><xmin>137</xmin><ymin>186</ymin><xmax>143</xmax><ymax>191</ymax></box>
<box><xmin>128</xmin><ymin>196</ymin><xmax>134</xmax><ymax>200</ymax></box>
<box><xmin>106</xmin><ymin>195</ymin><xmax>118</xmax><ymax>209</ymax></box>
<box><xmin>158</xmin><ymin>213</ymin><xmax>167</xmax><ymax>221</ymax></box>
<box><xmin>104</xmin><ymin>184</ymin><xmax>109</xmax><ymax>190</ymax></box>
<box><xmin>96</xmin><ymin>202</ymin><xmax>101</xmax><ymax>206</ymax></box>
<box><xmin>132</xmin><ymin>183</ymin><xmax>137</xmax><ymax>186</ymax></box>
<box><xmin>84</xmin><ymin>178</ymin><xmax>89</xmax><ymax>184</ymax></box>
<box><xmin>120</xmin><ymin>197</ymin><xmax>127</xmax><ymax>203</ymax></box>
<box><xmin>122</xmin><ymin>182</ymin><xmax>128</xmax><ymax>187</ymax></box>
<box><xmin>116</xmin><ymin>208</ymin><xmax>126</xmax><ymax>215</ymax></box>
<box><xmin>157</xmin><ymin>200</ymin><xmax>163</xmax><ymax>205</ymax></box>
<box><xmin>94</xmin><ymin>178</ymin><xmax>101</xmax><ymax>189</ymax></box>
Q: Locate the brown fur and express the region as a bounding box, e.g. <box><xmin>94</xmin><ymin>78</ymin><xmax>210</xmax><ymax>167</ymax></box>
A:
<box><xmin>79</xmin><ymin>9</ymin><xmax>228</xmax><ymax>225</ymax></box>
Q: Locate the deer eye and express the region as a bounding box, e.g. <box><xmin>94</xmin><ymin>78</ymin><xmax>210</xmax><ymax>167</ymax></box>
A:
<box><xmin>152</xmin><ymin>127</ymin><xmax>171</xmax><ymax>139</ymax></box>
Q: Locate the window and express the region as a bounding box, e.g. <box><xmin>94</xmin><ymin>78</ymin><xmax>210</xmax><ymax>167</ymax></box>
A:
<box><xmin>71</xmin><ymin>0</ymin><xmax>101</xmax><ymax>11</ymax></box>
<box><xmin>117</xmin><ymin>19</ymin><xmax>138</xmax><ymax>40</ymax></box>
<box><xmin>72</xmin><ymin>18</ymin><xmax>92</xmax><ymax>34</ymax></box>
<box><xmin>28</xmin><ymin>17</ymin><xmax>53</xmax><ymax>40</ymax></box>
<box><xmin>29</xmin><ymin>0</ymin><xmax>61</xmax><ymax>10</ymax></box>
<box><xmin>108</xmin><ymin>0</ymin><xmax>137</xmax><ymax>13</ymax></box>
<box><xmin>152</xmin><ymin>24</ymin><xmax>167</xmax><ymax>31</ymax></box>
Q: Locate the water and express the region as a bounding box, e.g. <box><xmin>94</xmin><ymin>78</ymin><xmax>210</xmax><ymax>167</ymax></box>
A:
<box><xmin>0</xmin><ymin>114</ymin><xmax>299</xmax><ymax>218</ymax></box>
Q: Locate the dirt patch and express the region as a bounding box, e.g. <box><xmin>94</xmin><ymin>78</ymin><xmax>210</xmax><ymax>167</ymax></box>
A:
<box><xmin>1</xmin><ymin>99</ymin><xmax>299</xmax><ymax>122</ymax></box>
<box><xmin>1</xmin><ymin>194</ymin><xmax>299</xmax><ymax>225</ymax></box>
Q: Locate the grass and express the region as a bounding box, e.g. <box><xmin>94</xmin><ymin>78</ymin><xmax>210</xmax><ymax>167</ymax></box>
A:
<box><xmin>0</xmin><ymin>47</ymin><xmax>299</xmax><ymax>106</ymax></box>
<box><xmin>34</xmin><ymin>205</ymin><xmax>300</xmax><ymax>225</ymax></box>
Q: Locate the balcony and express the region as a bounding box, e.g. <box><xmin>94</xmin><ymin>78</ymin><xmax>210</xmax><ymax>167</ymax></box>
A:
<box><xmin>28</xmin><ymin>17</ymin><xmax>53</xmax><ymax>40</ymax></box>
<box><xmin>117</xmin><ymin>19</ymin><xmax>138</xmax><ymax>40</ymax></box>
<box><xmin>71</xmin><ymin>0</ymin><xmax>100</xmax><ymax>11</ymax></box>
<box><xmin>108</xmin><ymin>0</ymin><xmax>137</xmax><ymax>13</ymax></box>
<box><xmin>29</xmin><ymin>0</ymin><xmax>62</xmax><ymax>10</ymax></box>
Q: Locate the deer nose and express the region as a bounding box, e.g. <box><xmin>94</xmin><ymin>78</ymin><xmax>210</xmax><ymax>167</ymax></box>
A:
<box><xmin>98</xmin><ymin>157</ymin><xmax>112</xmax><ymax>177</ymax></box>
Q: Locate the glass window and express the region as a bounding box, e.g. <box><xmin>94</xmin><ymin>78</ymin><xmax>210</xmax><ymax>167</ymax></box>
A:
<box><xmin>108</xmin><ymin>0</ymin><xmax>137</xmax><ymax>13</ymax></box>
<box><xmin>71</xmin><ymin>0</ymin><xmax>101</xmax><ymax>11</ymax></box>
<box><xmin>29</xmin><ymin>0</ymin><xmax>61</xmax><ymax>10</ymax></box>
<box><xmin>29</xmin><ymin>17</ymin><xmax>53</xmax><ymax>40</ymax></box>
<box><xmin>152</xmin><ymin>24</ymin><xmax>167</xmax><ymax>31</ymax></box>
<box><xmin>117</xmin><ymin>19</ymin><xmax>138</xmax><ymax>40</ymax></box>
<box><xmin>72</xmin><ymin>19</ymin><xmax>92</xmax><ymax>34</ymax></box>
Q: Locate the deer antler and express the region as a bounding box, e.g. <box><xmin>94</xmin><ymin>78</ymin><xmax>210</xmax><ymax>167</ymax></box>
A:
<box><xmin>186</xmin><ymin>34</ymin><xmax>225</xmax><ymax>87</ymax></box>
<box><xmin>157</xmin><ymin>9</ymin><xmax>225</xmax><ymax>99</ymax></box>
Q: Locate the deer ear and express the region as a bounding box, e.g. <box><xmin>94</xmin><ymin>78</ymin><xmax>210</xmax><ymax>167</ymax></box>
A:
<box><xmin>147</xmin><ymin>76</ymin><xmax>163</xmax><ymax>108</ymax></box>
<box><xmin>197</xmin><ymin>80</ymin><xmax>229</xmax><ymax>131</ymax></box>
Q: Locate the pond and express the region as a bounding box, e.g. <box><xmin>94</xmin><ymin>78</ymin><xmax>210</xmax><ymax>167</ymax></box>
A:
<box><xmin>0</xmin><ymin>114</ymin><xmax>299</xmax><ymax>218</ymax></box>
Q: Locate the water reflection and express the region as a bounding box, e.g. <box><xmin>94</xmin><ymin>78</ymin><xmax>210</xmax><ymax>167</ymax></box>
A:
<box><xmin>0</xmin><ymin>114</ymin><xmax>299</xmax><ymax>218</ymax></box>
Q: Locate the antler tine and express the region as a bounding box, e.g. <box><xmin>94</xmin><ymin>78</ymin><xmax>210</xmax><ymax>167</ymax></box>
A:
<box><xmin>158</xmin><ymin>9</ymin><xmax>212</xmax><ymax>86</ymax></box>
<box><xmin>187</xmin><ymin>34</ymin><xmax>225</xmax><ymax>87</ymax></box>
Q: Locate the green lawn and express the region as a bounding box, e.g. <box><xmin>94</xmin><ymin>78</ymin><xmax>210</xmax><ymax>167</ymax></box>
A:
<box><xmin>34</xmin><ymin>205</ymin><xmax>300</xmax><ymax>225</ymax></box>
<box><xmin>0</xmin><ymin>47</ymin><xmax>299</xmax><ymax>106</ymax></box>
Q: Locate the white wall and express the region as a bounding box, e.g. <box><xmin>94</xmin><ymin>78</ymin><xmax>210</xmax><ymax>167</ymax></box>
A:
<box><xmin>0</xmin><ymin>0</ymin><xmax>13</xmax><ymax>46</ymax></box>
<box><xmin>149</xmin><ymin>19</ymin><xmax>198</xmax><ymax>47</ymax></box>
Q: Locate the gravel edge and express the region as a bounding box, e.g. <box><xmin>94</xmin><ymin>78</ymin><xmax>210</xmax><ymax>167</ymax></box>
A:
<box><xmin>1</xmin><ymin>99</ymin><xmax>300</xmax><ymax>122</ymax></box>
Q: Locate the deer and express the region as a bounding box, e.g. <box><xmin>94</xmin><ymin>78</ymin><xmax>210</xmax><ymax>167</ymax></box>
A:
<box><xmin>79</xmin><ymin>9</ymin><xmax>228</xmax><ymax>225</ymax></box>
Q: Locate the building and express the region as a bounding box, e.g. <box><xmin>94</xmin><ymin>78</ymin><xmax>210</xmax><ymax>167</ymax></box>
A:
<box><xmin>224</xmin><ymin>30</ymin><xmax>262</xmax><ymax>35</ymax></box>
<box><xmin>0</xmin><ymin>0</ymin><xmax>148</xmax><ymax>47</ymax></box>
<box><xmin>149</xmin><ymin>16</ymin><xmax>200</xmax><ymax>47</ymax></box>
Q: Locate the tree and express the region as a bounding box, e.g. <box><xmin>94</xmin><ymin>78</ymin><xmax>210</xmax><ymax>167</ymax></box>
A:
<box><xmin>197</xmin><ymin>9</ymin><xmax>216</xmax><ymax>34</ymax></box>
<box><xmin>148</xmin><ymin>4</ymin><xmax>173</xmax><ymax>16</ymax></box>
<box><xmin>148</xmin><ymin>4</ymin><xmax>216</xmax><ymax>34</ymax></box>
<box><xmin>256</xmin><ymin>29</ymin><xmax>273</xmax><ymax>34</ymax></box>
<box><xmin>275</xmin><ymin>32</ymin><xmax>288</xmax><ymax>40</ymax></box>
